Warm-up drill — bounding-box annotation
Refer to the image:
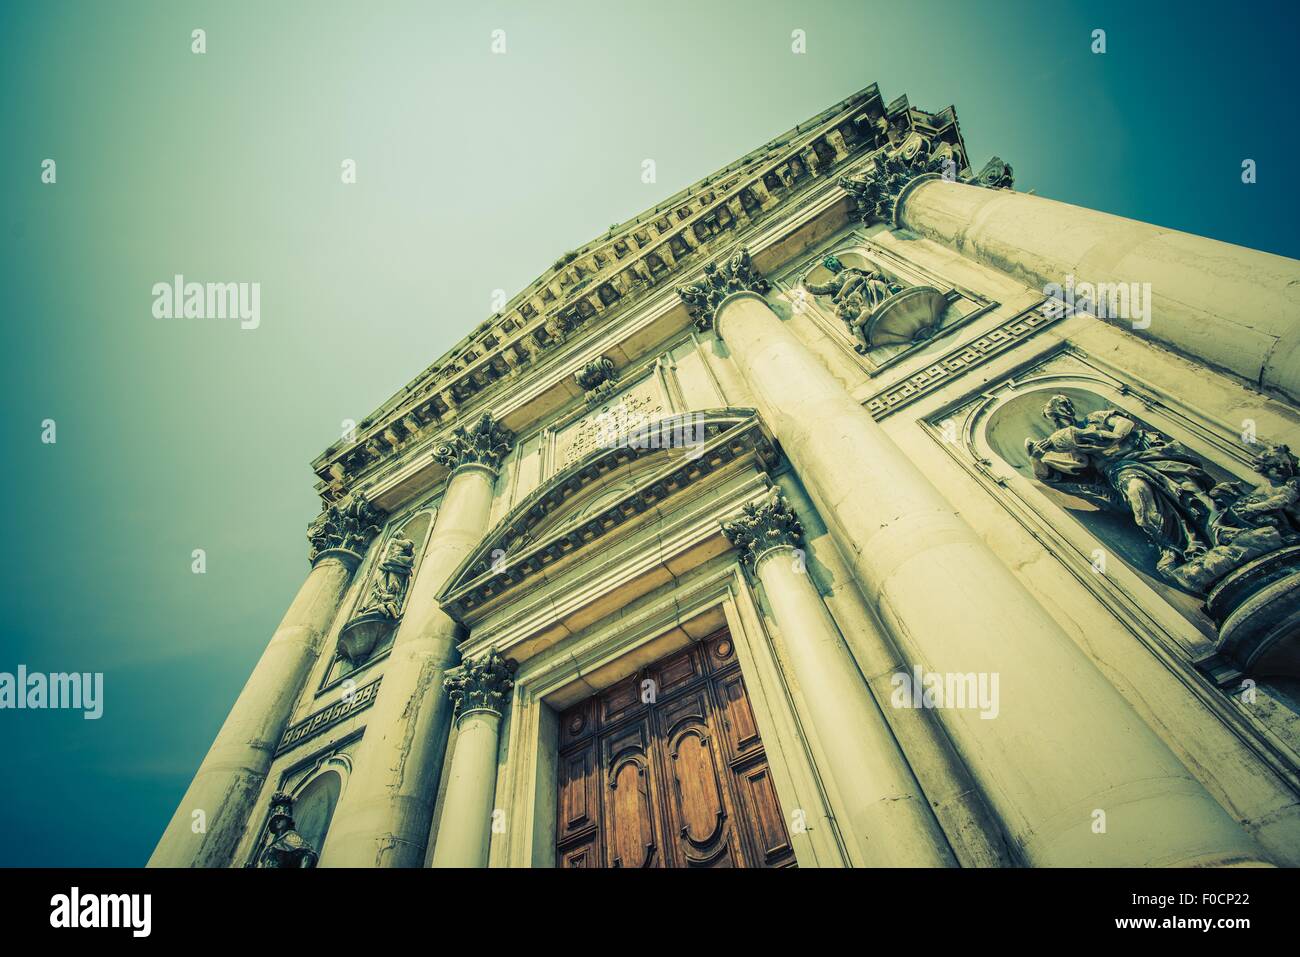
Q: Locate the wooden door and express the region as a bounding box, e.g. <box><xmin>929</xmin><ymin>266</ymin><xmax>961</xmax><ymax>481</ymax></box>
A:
<box><xmin>556</xmin><ymin>630</ymin><xmax>795</xmax><ymax>868</ymax></box>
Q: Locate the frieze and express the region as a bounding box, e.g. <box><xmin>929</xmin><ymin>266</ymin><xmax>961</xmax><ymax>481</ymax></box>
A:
<box><xmin>275</xmin><ymin>677</ymin><xmax>382</xmax><ymax>756</ymax></box>
<box><xmin>865</xmin><ymin>305</ymin><xmax>1063</xmax><ymax>420</ymax></box>
<box><xmin>310</xmin><ymin>84</ymin><xmax>975</xmax><ymax>501</ymax></box>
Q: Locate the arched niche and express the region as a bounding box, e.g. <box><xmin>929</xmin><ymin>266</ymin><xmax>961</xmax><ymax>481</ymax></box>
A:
<box><xmin>968</xmin><ymin>378</ymin><xmax>1246</xmax><ymax>640</ymax></box>
<box><xmin>290</xmin><ymin>768</ymin><xmax>342</xmax><ymax>853</ymax></box>
<box><xmin>324</xmin><ymin>507</ymin><xmax>436</xmax><ymax>688</ymax></box>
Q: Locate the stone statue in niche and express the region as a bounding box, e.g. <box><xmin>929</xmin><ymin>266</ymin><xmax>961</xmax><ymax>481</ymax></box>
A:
<box><xmin>336</xmin><ymin>533</ymin><xmax>415</xmax><ymax>663</ymax></box>
<box><xmin>803</xmin><ymin>254</ymin><xmax>901</xmax><ymax>327</ymax></box>
<box><xmin>1024</xmin><ymin>394</ymin><xmax>1289</xmax><ymax>592</ymax></box>
<box><xmin>361</xmin><ymin>534</ymin><xmax>415</xmax><ymax>619</ymax></box>
<box><xmin>255</xmin><ymin>792</ymin><xmax>318</xmax><ymax>869</ymax></box>
<box><xmin>801</xmin><ymin>254</ymin><xmax>947</xmax><ymax>354</ymax></box>
<box><xmin>1222</xmin><ymin>444</ymin><xmax>1300</xmax><ymax>537</ymax></box>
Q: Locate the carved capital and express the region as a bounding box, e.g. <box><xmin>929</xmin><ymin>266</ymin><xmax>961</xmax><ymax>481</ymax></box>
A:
<box><xmin>444</xmin><ymin>650</ymin><xmax>516</xmax><ymax>719</ymax></box>
<box><xmin>432</xmin><ymin>413</ymin><xmax>514</xmax><ymax>474</ymax></box>
<box><xmin>676</xmin><ymin>247</ymin><xmax>770</xmax><ymax>332</ymax></box>
<box><xmin>721</xmin><ymin>488</ymin><xmax>804</xmax><ymax>566</ymax></box>
<box><xmin>840</xmin><ymin>142</ymin><xmax>1014</xmax><ymax>227</ymax></box>
<box><xmin>307</xmin><ymin>493</ymin><xmax>385</xmax><ymax>566</ymax></box>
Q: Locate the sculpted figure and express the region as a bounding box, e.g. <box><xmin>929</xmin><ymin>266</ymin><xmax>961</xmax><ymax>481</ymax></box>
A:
<box><xmin>1025</xmin><ymin>395</ymin><xmax>1219</xmax><ymax>570</ymax></box>
<box><xmin>1237</xmin><ymin>444</ymin><xmax>1300</xmax><ymax>535</ymax></box>
<box><xmin>364</xmin><ymin>534</ymin><xmax>415</xmax><ymax>619</ymax></box>
<box><xmin>256</xmin><ymin>793</ymin><xmax>318</xmax><ymax>869</ymax></box>
<box><xmin>802</xmin><ymin>254</ymin><xmax>901</xmax><ymax>345</ymax></box>
<box><xmin>1024</xmin><ymin>395</ymin><xmax>1293</xmax><ymax>591</ymax></box>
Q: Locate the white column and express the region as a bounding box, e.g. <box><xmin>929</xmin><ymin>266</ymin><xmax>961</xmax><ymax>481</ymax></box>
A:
<box><xmin>724</xmin><ymin>488</ymin><xmax>956</xmax><ymax>867</ymax></box>
<box><xmin>898</xmin><ymin>176</ymin><xmax>1300</xmax><ymax>401</ymax></box>
<box><xmin>429</xmin><ymin>652</ymin><xmax>514</xmax><ymax>868</ymax></box>
<box><xmin>319</xmin><ymin>415</ymin><xmax>510</xmax><ymax>867</ymax></box>
<box><xmin>714</xmin><ymin>290</ymin><xmax>1270</xmax><ymax>867</ymax></box>
<box><xmin>149</xmin><ymin>497</ymin><xmax>381</xmax><ymax>867</ymax></box>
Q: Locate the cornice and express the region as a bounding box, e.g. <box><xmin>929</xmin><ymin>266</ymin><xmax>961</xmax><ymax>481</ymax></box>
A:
<box><xmin>310</xmin><ymin>83</ymin><xmax>974</xmax><ymax>502</ymax></box>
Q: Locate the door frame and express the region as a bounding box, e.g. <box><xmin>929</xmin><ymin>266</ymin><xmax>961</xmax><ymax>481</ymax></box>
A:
<box><xmin>487</xmin><ymin>559</ymin><xmax>852</xmax><ymax>867</ymax></box>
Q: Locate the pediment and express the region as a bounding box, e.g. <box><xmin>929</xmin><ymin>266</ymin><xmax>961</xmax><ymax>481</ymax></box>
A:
<box><xmin>437</xmin><ymin>409</ymin><xmax>777</xmax><ymax>620</ymax></box>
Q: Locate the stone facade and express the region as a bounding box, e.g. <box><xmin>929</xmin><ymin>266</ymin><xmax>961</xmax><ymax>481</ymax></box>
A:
<box><xmin>151</xmin><ymin>83</ymin><xmax>1300</xmax><ymax>869</ymax></box>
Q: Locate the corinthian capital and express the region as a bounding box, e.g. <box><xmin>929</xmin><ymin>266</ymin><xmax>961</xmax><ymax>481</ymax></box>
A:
<box><xmin>721</xmin><ymin>487</ymin><xmax>804</xmax><ymax>566</ymax></box>
<box><xmin>432</xmin><ymin>413</ymin><xmax>514</xmax><ymax>474</ymax></box>
<box><xmin>444</xmin><ymin>650</ymin><xmax>516</xmax><ymax>719</ymax></box>
<box><xmin>839</xmin><ymin>150</ymin><xmax>951</xmax><ymax>226</ymax></box>
<box><xmin>676</xmin><ymin>247</ymin><xmax>770</xmax><ymax>331</ymax></box>
<box><xmin>840</xmin><ymin>140</ymin><xmax>1014</xmax><ymax>227</ymax></box>
<box><xmin>307</xmin><ymin>493</ymin><xmax>386</xmax><ymax>565</ymax></box>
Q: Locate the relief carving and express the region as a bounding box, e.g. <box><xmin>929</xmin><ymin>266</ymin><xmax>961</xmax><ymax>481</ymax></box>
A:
<box><xmin>575</xmin><ymin>356</ymin><xmax>619</xmax><ymax>405</ymax></box>
<box><xmin>1024</xmin><ymin>394</ymin><xmax>1291</xmax><ymax>593</ymax></box>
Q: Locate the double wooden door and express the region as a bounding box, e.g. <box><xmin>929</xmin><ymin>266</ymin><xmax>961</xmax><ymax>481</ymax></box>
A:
<box><xmin>556</xmin><ymin>630</ymin><xmax>795</xmax><ymax>868</ymax></box>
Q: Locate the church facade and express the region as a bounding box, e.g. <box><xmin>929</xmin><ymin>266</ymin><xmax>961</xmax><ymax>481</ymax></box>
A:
<box><xmin>151</xmin><ymin>83</ymin><xmax>1300</xmax><ymax>868</ymax></box>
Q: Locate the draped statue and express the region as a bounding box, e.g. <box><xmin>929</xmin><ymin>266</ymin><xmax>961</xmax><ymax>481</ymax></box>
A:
<box><xmin>1024</xmin><ymin>394</ymin><xmax>1292</xmax><ymax>592</ymax></box>
<box><xmin>360</xmin><ymin>534</ymin><xmax>415</xmax><ymax>620</ymax></box>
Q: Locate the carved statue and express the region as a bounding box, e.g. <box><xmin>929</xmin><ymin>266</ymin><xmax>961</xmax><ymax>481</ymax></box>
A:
<box><xmin>1024</xmin><ymin>395</ymin><xmax>1287</xmax><ymax>591</ymax></box>
<box><xmin>575</xmin><ymin>356</ymin><xmax>618</xmax><ymax>403</ymax></box>
<box><xmin>802</xmin><ymin>254</ymin><xmax>902</xmax><ymax>346</ymax></box>
<box><xmin>255</xmin><ymin>792</ymin><xmax>318</xmax><ymax>869</ymax></box>
<box><xmin>361</xmin><ymin>534</ymin><xmax>415</xmax><ymax>619</ymax></box>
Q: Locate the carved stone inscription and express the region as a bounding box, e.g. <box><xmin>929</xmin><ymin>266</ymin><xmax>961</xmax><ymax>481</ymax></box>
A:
<box><xmin>553</xmin><ymin>375</ymin><xmax>667</xmax><ymax>472</ymax></box>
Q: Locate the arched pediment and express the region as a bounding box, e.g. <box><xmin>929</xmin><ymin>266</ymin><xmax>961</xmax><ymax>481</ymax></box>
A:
<box><xmin>437</xmin><ymin>409</ymin><xmax>777</xmax><ymax>620</ymax></box>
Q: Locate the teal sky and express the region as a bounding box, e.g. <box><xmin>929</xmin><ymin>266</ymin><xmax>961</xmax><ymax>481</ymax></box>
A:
<box><xmin>1</xmin><ymin>0</ymin><xmax>1295</xmax><ymax>866</ymax></box>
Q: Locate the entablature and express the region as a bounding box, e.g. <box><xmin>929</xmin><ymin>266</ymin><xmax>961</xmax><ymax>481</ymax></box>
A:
<box><xmin>311</xmin><ymin>83</ymin><xmax>973</xmax><ymax>502</ymax></box>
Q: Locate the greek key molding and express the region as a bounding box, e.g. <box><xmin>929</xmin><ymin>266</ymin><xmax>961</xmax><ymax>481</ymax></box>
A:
<box><xmin>865</xmin><ymin>303</ymin><xmax>1062</xmax><ymax>420</ymax></box>
<box><xmin>275</xmin><ymin>677</ymin><xmax>382</xmax><ymax>756</ymax></box>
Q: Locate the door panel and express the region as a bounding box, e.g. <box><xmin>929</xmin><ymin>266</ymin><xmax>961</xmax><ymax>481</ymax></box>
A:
<box><xmin>557</xmin><ymin>631</ymin><xmax>795</xmax><ymax>868</ymax></box>
<box><xmin>601</xmin><ymin>720</ymin><xmax>661</xmax><ymax>868</ymax></box>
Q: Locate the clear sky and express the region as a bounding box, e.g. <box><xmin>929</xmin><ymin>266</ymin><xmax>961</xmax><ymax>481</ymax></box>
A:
<box><xmin>1</xmin><ymin>0</ymin><xmax>1296</xmax><ymax>866</ymax></box>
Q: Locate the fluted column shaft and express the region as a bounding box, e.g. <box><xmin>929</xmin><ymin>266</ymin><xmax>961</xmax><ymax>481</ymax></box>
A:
<box><xmin>725</xmin><ymin>490</ymin><xmax>955</xmax><ymax>867</ymax></box>
<box><xmin>429</xmin><ymin>652</ymin><xmax>514</xmax><ymax>868</ymax></box>
<box><xmin>714</xmin><ymin>291</ymin><xmax>1269</xmax><ymax>866</ymax></box>
<box><xmin>319</xmin><ymin>462</ymin><xmax>499</xmax><ymax>866</ymax></box>
<box><xmin>149</xmin><ymin>549</ymin><xmax>360</xmax><ymax>867</ymax></box>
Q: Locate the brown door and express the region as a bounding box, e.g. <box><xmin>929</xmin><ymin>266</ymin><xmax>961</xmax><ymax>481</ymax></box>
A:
<box><xmin>556</xmin><ymin>630</ymin><xmax>795</xmax><ymax>868</ymax></box>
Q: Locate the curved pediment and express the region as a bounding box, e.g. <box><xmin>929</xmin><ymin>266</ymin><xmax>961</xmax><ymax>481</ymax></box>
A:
<box><xmin>437</xmin><ymin>408</ymin><xmax>777</xmax><ymax>619</ymax></box>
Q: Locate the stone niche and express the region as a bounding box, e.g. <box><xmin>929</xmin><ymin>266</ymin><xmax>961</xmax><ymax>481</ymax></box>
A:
<box><xmin>326</xmin><ymin>509</ymin><xmax>434</xmax><ymax>686</ymax></box>
<box><xmin>954</xmin><ymin>354</ymin><xmax>1300</xmax><ymax>686</ymax></box>
<box><xmin>785</xmin><ymin>238</ymin><xmax>990</xmax><ymax>372</ymax></box>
